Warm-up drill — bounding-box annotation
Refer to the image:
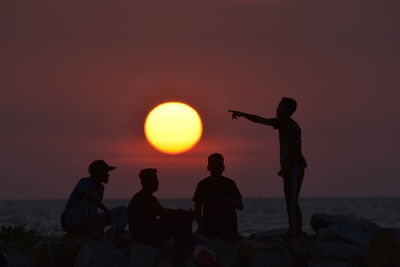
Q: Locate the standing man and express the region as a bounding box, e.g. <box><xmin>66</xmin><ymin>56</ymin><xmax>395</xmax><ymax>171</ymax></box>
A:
<box><xmin>193</xmin><ymin>153</ymin><xmax>243</xmax><ymax>241</ymax></box>
<box><xmin>229</xmin><ymin>97</ymin><xmax>307</xmax><ymax>236</ymax></box>
<box><xmin>61</xmin><ymin>160</ymin><xmax>127</xmax><ymax>243</ymax></box>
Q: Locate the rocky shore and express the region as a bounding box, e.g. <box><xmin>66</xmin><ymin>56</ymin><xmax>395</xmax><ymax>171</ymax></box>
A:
<box><xmin>2</xmin><ymin>213</ymin><xmax>400</xmax><ymax>267</ymax></box>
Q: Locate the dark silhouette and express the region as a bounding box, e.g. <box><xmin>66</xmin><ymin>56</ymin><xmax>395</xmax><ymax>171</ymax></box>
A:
<box><xmin>229</xmin><ymin>97</ymin><xmax>307</xmax><ymax>236</ymax></box>
<box><xmin>60</xmin><ymin>160</ymin><xmax>127</xmax><ymax>243</ymax></box>
<box><xmin>193</xmin><ymin>153</ymin><xmax>243</xmax><ymax>241</ymax></box>
<box><xmin>0</xmin><ymin>251</ymin><xmax>6</xmax><ymax>267</ymax></box>
<box><xmin>128</xmin><ymin>168</ymin><xmax>192</xmax><ymax>261</ymax></box>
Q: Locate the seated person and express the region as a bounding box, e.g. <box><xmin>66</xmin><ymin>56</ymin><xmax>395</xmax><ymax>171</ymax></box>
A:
<box><xmin>193</xmin><ymin>153</ymin><xmax>243</xmax><ymax>241</ymax></box>
<box><xmin>60</xmin><ymin>160</ymin><xmax>127</xmax><ymax>243</ymax></box>
<box><xmin>128</xmin><ymin>168</ymin><xmax>192</xmax><ymax>255</ymax></box>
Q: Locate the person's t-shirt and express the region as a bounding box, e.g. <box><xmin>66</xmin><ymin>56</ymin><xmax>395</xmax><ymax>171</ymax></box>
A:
<box><xmin>192</xmin><ymin>176</ymin><xmax>241</xmax><ymax>234</ymax></box>
<box><xmin>270</xmin><ymin>118</ymin><xmax>307</xmax><ymax>169</ymax></box>
<box><xmin>61</xmin><ymin>177</ymin><xmax>104</xmax><ymax>226</ymax></box>
<box><xmin>128</xmin><ymin>190</ymin><xmax>163</xmax><ymax>238</ymax></box>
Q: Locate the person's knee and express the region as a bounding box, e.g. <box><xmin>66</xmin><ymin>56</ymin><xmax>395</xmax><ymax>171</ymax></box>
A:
<box><xmin>112</xmin><ymin>206</ymin><xmax>128</xmax><ymax>218</ymax></box>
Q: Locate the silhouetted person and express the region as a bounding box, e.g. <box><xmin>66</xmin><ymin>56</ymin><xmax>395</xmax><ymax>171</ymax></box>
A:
<box><xmin>229</xmin><ymin>97</ymin><xmax>307</xmax><ymax>236</ymax></box>
<box><xmin>60</xmin><ymin>160</ymin><xmax>127</xmax><ymax>243</ymax></box>
<box><xmin>128</xmin><ymin>168</ymin><xmax>192</xmax><ymax>262</ymax></box>
<box><xmin>193</xmin><ymin>153</ymin><xmax>243</xmax><ymax>241</ymax></box>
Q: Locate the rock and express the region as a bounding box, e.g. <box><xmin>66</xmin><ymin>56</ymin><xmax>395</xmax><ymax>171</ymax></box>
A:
<box><xmin>308</xmin><ymin>258</ymin><xmax>361</xmax><ymax>267</ymax></box>
<box><xmin>311</xmin><ymin>213</ymin><xmax>381</xmax><ymax>247</ymax></box>
<box><xmin>1</xmin><ymin>251</ymin><xmax>7</xmax><ymax>267</ymax></box>
<box><xmin>54</xmin><ymin>233</ymin><xmax>90</xmax><ymax>267</ymax></box>
<box><xmin>74</xmin><ymin>240</ymin><xmax>128</xmax><ymax>267</ymax></box>
<box><xmin>311</xmin><ymin>213</ymin><xmax>381</xmax><ymax>235</ymax></box>
<box><xmin>389</xmin><ymin>228</ymin><xmax>400</xmax><ymax>243</ymax></box>
<box><xmin>128</xmin><ymin>242</ymin><xmax>161</xmax><ymax>267</ymax></box>
<box><xmin>318</xmin><ymin>224</ymin><xmax>372</xmax><ymax>246</ymax></box>
<box><xmin>218</xmin><ymin>250</ymin><xmax>240</xmax><ymax>267</ymax></box>
<box><xmin>249</xmin><ymin>229</ymin><xmax>288</xmax><ymax>241</ymax></box>
<box><xmin>250</xmin><ymin>241</ymin><xmax>294</xmax><ymax>267</ymax></box>
<box><xmin>365</xmin><ymin>229</ymin><xmax>400</xmax><ymax>267</ymax></box>
<box><xmin>6</xmin><ymin>251</ymin><xmax>34</xmax><ymax>267</ymax></box>
<box><xmin>310</xmin><ymin>241</ymin><xmax>366</xmax><ymax>260</ymax></box>
<box><xmin>288</xmin><ymin>234</ymin><xmax>314</xmax><ymax>263</ymax></box>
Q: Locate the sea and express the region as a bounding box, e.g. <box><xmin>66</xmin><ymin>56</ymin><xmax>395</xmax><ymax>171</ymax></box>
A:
<box><xmin>1</xmin><ymin>198</ymin><xmax>400</xmax><ymax>237</ymax></box>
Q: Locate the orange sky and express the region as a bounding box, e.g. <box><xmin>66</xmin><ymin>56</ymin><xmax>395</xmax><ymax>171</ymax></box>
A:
<box><xmin>1</xmin><ymin>0</ymin><xmax>399</xmax><ymax>199</ymax></box>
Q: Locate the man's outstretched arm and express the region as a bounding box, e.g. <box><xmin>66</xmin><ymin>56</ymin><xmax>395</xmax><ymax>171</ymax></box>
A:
<box><xmin>228</xmin><ymin>110</ymin><xmax>275</xmax><ymax>126</ymax></box>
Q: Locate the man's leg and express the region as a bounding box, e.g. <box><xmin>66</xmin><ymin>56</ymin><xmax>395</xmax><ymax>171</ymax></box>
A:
<box><xmin>283</xmin><ymin>166</ymin><xmax>303</xmax><ymax>235</ymax></box>
<box><xmin>94</xmin><ymin>206</ymin><xmax>128</xmax><ymax>232</ymax></box>
<box><xmin>295</xmin><ymin>169</ymin><xmax>304</xmax><ymax>232</ymax></box>
<box><xmin>65</xmin><ymin>199</ymin><xmax>97</xmax><ymax>233</ymax></box>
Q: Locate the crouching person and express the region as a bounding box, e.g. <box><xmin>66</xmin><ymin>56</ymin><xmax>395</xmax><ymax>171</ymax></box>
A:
<box><xmin>60</xmin><ymin>160</ymin><xmax>127</xmax><ymax>245</ymax></box>
<box><xmin>128</xmin><ymin>168</ymin><xmax>192</xmax><ymax>263</ymax></box>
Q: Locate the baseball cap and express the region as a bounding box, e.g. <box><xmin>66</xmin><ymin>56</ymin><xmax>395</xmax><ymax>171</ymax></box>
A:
<box><xmin>89</xmin><ymin>160</ymin><xmax>116</xmax><ymax>174</ymax></box>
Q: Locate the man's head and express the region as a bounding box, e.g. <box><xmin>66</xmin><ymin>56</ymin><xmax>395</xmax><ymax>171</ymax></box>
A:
<box><xmin>207</xmin><ymin>153</ymin><xmax>225</xmax><ymax>177</ymax></box>
<box><xmin>88</xmin><ymin>160</ymin><xmax>116</xmax><ymax>184</ymax></box>
<box><xmin>277</xmin><ymin>97</ymin><xmax>297</xmax><ymax>119</ymax></box>
<box><xmin>139</xmin><ymin>168</ymin><xmax>159</xmax><ymax>192</ymax></box>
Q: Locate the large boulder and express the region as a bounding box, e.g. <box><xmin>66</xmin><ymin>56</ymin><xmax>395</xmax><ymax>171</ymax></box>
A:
<box><xmin>365</xmin><ymin>229</ymin><xmax>400</xmax><ymax>267</ymax></box>
<box><xmin>311</xmin><ymin>214</ymin><xmax>381</xmax><ymax>235</ymax></box>
<box><xmin>74</xmin><ymin>240</ymin><xmax>128</xmax><ymax>267</ymax></box>
<box><xmin>128</xmin><ymin>242</ymin><xmax>161</xmax><ymax>267</ymax></box>
<box><xmin>317</xmin><ymin>224</ymin><xmax>372</xmax><ymax>246</ymax></box>
<box><xmin>311</xmin><ymin>214</ymin><xmax>381</xmax><ymax>247</ymax></box>
<box><xmin>6</xmin><ymin>251</ymin><xmax>34</xmax><ymax>267</ymax></box>
<box><xmin>310</xmin><ymin>241</ymin><xmax>366</xmax><ymax>260</ymax></box>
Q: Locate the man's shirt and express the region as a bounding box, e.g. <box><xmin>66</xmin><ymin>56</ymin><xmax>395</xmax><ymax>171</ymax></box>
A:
<box><xmin>271</xmin><ymin>118</ymin><xmax>307</xmax><ymax>169</ymax></box>
<box><xmin>193</xmin><ymin>176</ymin><xmax>242</xmax><ymax>232</ymax></box>
<box><xmin>61</xmin><ymin>177</ymin><xmax>104</xmax><ymax>225</ymax></box>
<box><xmin>128</xmin><ymin>190</ymin><xmax>163</xmax><ymax>237</ymax></box>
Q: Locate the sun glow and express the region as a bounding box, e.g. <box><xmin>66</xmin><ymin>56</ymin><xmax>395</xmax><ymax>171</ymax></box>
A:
<box><xmin>144</xmin><ymin>102</ymin><xmax>203</xmax><ymax>154</ymax></box>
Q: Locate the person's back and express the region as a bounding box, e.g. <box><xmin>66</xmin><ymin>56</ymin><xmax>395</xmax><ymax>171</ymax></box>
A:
<box><xmin>61</xmin><ymin>177</ymin><xmax>103</xmax><ymax>231</ymax></box>
<box><xmin>128</xmin><ymin>189</ymin><xmax>162</xmax><ymax>239</ymax></box>
<box><xmin>128</xmin><ymin>168</ymin><xmax>193</xmax><ymax>264</ymax></box>
<box><xmin>193</xmin><ymin>153</ymin><xmax>243</xmax><ymax>241</ymax></box>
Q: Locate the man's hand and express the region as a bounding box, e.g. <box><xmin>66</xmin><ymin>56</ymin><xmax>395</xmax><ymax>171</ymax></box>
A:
<box><xmin>228</xmin><ymin>110</ymin><xmax>244</xmax><ymax>120</ymax></box>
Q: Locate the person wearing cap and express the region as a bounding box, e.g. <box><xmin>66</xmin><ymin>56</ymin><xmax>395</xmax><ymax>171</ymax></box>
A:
<box><xmin>193</xmin><ymin>153</ymin><xmax>243</xmax><ymax>241</ymax></box>
<box><xmin>128</xmin><ymin>168</ymin><xmax>193</xmax><ymax>262</ymax></box>
<box><xmin>60</xmin><ymin>160</ymin><xmax>127</xmax><ymax>241</ymax></box>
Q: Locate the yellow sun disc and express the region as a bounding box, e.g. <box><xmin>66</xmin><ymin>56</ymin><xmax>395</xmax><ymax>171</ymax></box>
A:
<box><xmin>144</xmin><ymin>102</ymin><xmax>203</xmax><ymax>154</ymax></box>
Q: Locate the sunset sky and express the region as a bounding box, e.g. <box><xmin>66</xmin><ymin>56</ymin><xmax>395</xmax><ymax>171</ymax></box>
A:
<box><xmin>1</xmin><ymin>0</ymin><xmax>399</xmax><ymax>199</ymax></box>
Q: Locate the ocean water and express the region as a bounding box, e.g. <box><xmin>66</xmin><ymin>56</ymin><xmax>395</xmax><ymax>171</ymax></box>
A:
<box><xmin>1</xmin><ymin>198</ymin><xmax>400</xmax><ymax>237</ymax></box>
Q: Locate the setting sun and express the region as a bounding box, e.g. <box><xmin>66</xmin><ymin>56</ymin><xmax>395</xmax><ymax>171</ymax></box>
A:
<box><xmin>144</xmin><ymin>102</ymin><xmax>203</xmax><ymax>154</ymax></box>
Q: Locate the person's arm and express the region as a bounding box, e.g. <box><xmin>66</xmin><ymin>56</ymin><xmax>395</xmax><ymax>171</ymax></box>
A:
<box><xmin>83</xmin><ymin>189</ymin><xmax>113</xmax><ymax>222</ymax></box>
<box><xmin>225</xmin><ymin>181</ymin><xmax>243</xmax><ymax>210</ymax></box>
<box><xmin>228</xmin><ymin>110</ymin><xmax>275</xmax><ymax>126</ymax></box>
<box><xmin>194</xmin><ymin>201</ymin><xmax>202</xmax><ymax>227</ymax></box>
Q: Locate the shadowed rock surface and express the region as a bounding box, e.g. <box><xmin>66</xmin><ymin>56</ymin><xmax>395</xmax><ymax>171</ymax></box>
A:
<box><xmin>3</xmin><ymin>213</ymin><xmax>400</xmax><ymax>267</ymax></box>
